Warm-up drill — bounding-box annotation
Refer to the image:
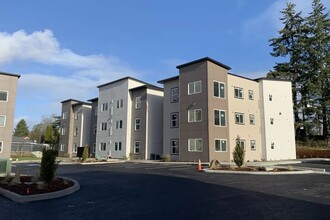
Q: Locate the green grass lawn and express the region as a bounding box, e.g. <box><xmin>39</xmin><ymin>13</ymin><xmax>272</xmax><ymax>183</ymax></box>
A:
<box><xmin>11</xmin><ymin>157</ymin><xmax>41</xmax><ymax>161</ymax></box>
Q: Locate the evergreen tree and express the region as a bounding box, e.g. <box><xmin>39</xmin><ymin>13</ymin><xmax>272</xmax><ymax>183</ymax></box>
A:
<box><xmin>44</xmin><ymin>125</ymin><xmax>54</xmax><ymax>144</ymax></box>
<box><xmin>233</xmin><ymin>136</ymin><xmax>245</xmax><ymax>168</ymax></box>
<box><xmin>14</xmin><ymin>119</ymin><xmax>29</xmax><ymax>137</ymax></box>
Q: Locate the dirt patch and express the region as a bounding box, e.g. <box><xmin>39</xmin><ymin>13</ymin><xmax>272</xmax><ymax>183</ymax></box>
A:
<box><xmin>0</xmin><ymin>176</ymin><xmax>74</xmax><ymax>196</ymax></box>
<box><xmin>211</xmin><ymin>166</ymin><xmax>293</xmax><ymax>172</ymax></box>
<box><xmin>296</xmin><ymin>148</ymin><xmax>330</xmax><ymax>158</ymax></box>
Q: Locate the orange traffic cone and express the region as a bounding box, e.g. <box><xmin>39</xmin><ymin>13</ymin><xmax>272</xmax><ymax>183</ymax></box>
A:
<box><xmin>198</xmin><ymin>159</ymin><xmax>202</xmax><ymax>172</ymax></box>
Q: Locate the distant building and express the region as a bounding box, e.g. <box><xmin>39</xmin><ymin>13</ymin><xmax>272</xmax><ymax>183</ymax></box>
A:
<box><xmin>87</xmin><ymin>97</ymin><xmax>98</xmax><ymax>157</ymax></box>
<box><xmin>0</xmin><ymin>71</ymin><xmax>20</xmax><ymax>159</ymax></box>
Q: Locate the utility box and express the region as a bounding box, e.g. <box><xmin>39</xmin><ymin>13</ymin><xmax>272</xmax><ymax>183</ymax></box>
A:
<box><xmin>0</xmin><ymin>158</ymin><xmax>12</xmax><ymax>176</ymax></box>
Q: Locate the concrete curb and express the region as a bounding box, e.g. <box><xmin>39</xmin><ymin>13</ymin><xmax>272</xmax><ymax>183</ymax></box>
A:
<box><xmin>203</xmin><ymin>168</ymin><xmax>315</xmax><ymax>175</ymax></box>
<box><xmin>0</xmin><ymin>177</ymin><xmax>80</xmax><ymax>203</ymax></box>
<box><xmin>80</xmin><ymin>161</ymin><xmax>125</xmax><ymax>165</ymax></box>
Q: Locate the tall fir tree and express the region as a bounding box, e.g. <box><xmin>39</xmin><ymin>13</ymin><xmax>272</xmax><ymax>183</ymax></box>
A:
<box><xmin>14</xmin><ymin>119</ymin><xmax>29</xmax><ymax>137</ymax></box>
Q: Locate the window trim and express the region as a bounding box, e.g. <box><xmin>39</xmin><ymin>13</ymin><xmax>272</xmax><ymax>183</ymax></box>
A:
<box><xmin>239</xmin><ymin>139</ymin><xmax>246</xmax><ymax>150</ymax></box>
<box><xmin>251</xmin><ymin>140</ymin><xmax>256</xmax><ymax>151</ymax></box>
<box><xmin>234</xmin><ymin>87</ymin><xmax>244</xmax><ymax>99</ymax></box>
<box><xmin>0</xmin><ymin>90</ymin><xmax>8</xmax><ymax>102</ymax></box>
<box><xmin>135</xmin><ymin>118</ymin><xmax>141</xmax><ymax>131</ymax></box>
<box><xmin>170</xmin><ymin>112</ymin><xmax>179</xmax><ymax>128</ymax></box>
<box><xmin>60</xmin><ymin>144</ymin><xmax>65</xmax><ymax>151</ymax></box>
<box><xmin>100</xmin><ymin>142</ymin><xmax>107</xmax><ymax>151</ymax></box>
<box><xmin>248</xmin><ymin>90</ymin><xmax>254</xmax><ymax>100</ymax></box>
<box><xmin>270</xmin><ymin>118</ymin><xmax>274</xmax><ymax>125</ymax></box>
<box><xmin>249</xmin><ymin>114</ymin><xmax>255</xmax><ymax>125</ymax></box>
<box><xmin>73</xmin><ymin>127</ymin><xmax>78</xmax><ymax>136</ymax></box>
<box><xmin>188</xmin><ymin>81</ymin><xmax>202</xmax><ymax>95</ymax></box>
<box><xmin>171</xmin><ymin>87</ymin><xmax>179</xmax><ymax>103</ymax></box>
<box><xmin>73</xmin><ymin>143</ymin><xmax>77</xmax><ymax>153</ymax></box>
<box><xmin>171</xmin><ymin>139</ymin><xmax>179</xmax><ymax>155</ymax></box>
<box><xmin>135</xmin><ymin>96</ymin><xmax>142</xmax><ymax>109</ymax></box>
<box><xmin>0</xmin><ymin>115</ymin><xmax>6</xmax><ymax>127</ymax></box>
<box><xmin>0</xmin><ymin>141</ymin><xmax>3</xmax><ymax>153</ymax></box>
<box><xmin>271</xmin><ymin>142</ymin><xmax>275</xmax><ymax>149</ymax></box>
<box><xmin>188</xmin><ymin>138</ymin><xmax>203</xmax><ymax>152</ymax></box>
<box><xmin>215</xmin><ymin>139</ymin><xmax>227</xmax><ymax>152</ymax></box>
<box><xmin>100</xmin><ymin>122</ymin><xmax>107</xmax><ymax>131</ymax></box>
<box><xmin>62</xmin><ymin>112</ymin><xmax>68</xmax><ymax>120</ymax></box>
<box><xmin>214</xmin><ymin>109</ymin><xmax>226</xmax><ymax>127</ymax></box>
<box><xmin>101</xmin><ymin>103</ymin><xmax>108</xmax><ymax>112</ymax></box>
<box><xmin>134</xmin><ymin>141</ymin><xmax>141</xmax><ymax>154</ymax></box>
<box><xmin>269</xmin><ymin>94</ymin><xmax>273</xmax><ymax>101</ymax></box>
<box><xmin>235</xmin><ymin>112</ymin><xmax>245</xmax><ymax>125</ymax></box>
<box><xmin>188</xmin><ymin>109</ymin><xmax>202</xmax><ymax>123</ymax></box>
<box><xmin>213</xmin><ymin>81</ymin><xmax>226</xmax><ymax>99</ymax></box>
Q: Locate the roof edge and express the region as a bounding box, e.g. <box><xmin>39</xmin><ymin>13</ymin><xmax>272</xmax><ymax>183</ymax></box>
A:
<box><xmin>176</xmin><ymin>57</ymin><xmax>231</xmax><ymax>70</ymax></box>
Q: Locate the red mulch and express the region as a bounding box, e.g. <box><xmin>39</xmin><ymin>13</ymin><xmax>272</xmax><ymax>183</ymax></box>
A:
<box><xmin>0</xmin><ymin>176</ymin><xmax>74</xmax><ymax>196</ymax></box>
<box><xmin>296</xmin><ymin>148</ymin><xmax>330</xmax><ymax>158</ymax></box>
<box><xmin>211</xmin><ymin>166</ymin><xmax>292</xmax><ymax>172</ymax></box>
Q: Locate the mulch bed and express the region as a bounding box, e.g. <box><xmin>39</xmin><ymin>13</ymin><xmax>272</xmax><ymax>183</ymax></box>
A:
<box><xmin>0</xmin><ymin>176</ymin><xmax>74</xmax><ymax>196</ymax></box>
<box><xmin>211</xmin><ymin>166</ymin><xmax>292</xmax><ymax>172</ymax></box>
<box><xmin>296</xmin><ymin>148</ymin><xmax>330</xmax><ymax>158</ymax></box>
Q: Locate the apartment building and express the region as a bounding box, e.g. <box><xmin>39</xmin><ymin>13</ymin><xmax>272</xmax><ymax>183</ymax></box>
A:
<box><xmin>59</xmin><ymin>99</ymin><xmax>92</xmax><ymax>157</ymax></box>
<box><xmin>96</xmin><ymin>77</ymin><xmax>163</xmax><ymax>160</ymax></box>
<box><xmin>87</xmin><ymin>97</ymin><xmax>98</xmax><ymax>157</ymax></box>
<box><xmin>158</xmin><ymin>57</ymin><xmax>296</xmax><ymax>162</ymax></box>
<box><xmin>0</xmin><ymin>72</ymin><xmax>20</xmax><ymax>159</ymax></box>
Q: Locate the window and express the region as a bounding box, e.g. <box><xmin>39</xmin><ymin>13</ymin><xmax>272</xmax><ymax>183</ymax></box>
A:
<box><xmin>248</xmin><ymin>90</ymin><xmax>254</xmax><ymax>100</ymax></box>
<box><xmin>171</xmin><ymin>139</ymin><xmax>179</xmax><ymax>155</ymax></box>
<box><xmin>0</xmin><ymin>91</ymin><xmax>8</xmax><ymax>102</ymax></box>
<box><xmin>115</xmin><ymin>142</ymin><xmax>122</xmax><ymax>151</ymax></box>
<box><xmin>188</xmin><ymin>109</ymin><xmax>202</xmax><ymax>122</ymax></box>
<box><xmin>188</xmin><ymin>139</ymin><xmax>203</xmax><ymax>152</ymax></box>
<box><xmin>270</xmin><ymin>118</ymin><xmax>274</xmax><ymax>125</ymax></box>
<box><xmin>271</xmin><ymin>142</ymin><xmax>275</xmax><ymax>149</ymax></box>
<box><xmin>100</xmin><ymin>143</ymin><xmax>107</xmax><ymax>151</ymax></box>
<box><xmin>214</xmin><ymin>81</ymin><xmax>225</xmax><ymax>98</ymax></box>
<box><xmin>214</xmin><ymin>110</ymin><xmax>226</xmax><ymax>126</ymax></box>
<box><xmin>73</xmin><ymin>143</ymin><xmax>77</xmax><ymax>153</ymax></box>
<box><xmin>73</xmin><ymin>127</ymin><xmax>78</xmax><ymax>136</ymax></box>
<box><xmin>74</xmin><ymin>114</ymin><xmax>78</xmax><ymax>120</ymax></box>
<box><xmin>134</xmin><ymin>141</ymin><xmax>140</xmax><ymax>154</ymax></box>
<box><xmin>170</xmin><ymin>113</ymin><xmax>179</xmax><ymax>128</ymax></box>
<box><xmin>135</xmin><ymin>118</ymin><xmax>141</xmax><ymax>131</ymax></box>
<box><xmin>238</xmin><ymin>139</ymin><xmax>246</xmax><ymax>150</ymax></box>
<box><xmin>116</xmin><ymin>120</ymin><xmax>123</xmax><ymax>129</ymax></box>
<box><xmin>60</xmin><ymin>144</ymin><xmax>65</xmax><ymax>151</ymax></box>
<box><xmin>0</xmin><ymin>141</ymin><xmax>2</xmax><ymax>152</ymax></box>
<box><xmin>249</xmin><ymin>114</ymin><xmax>255</xmax><ymax>125</ymax></box>
<box><xmin>93</xmin><ymin>124</ymin><xmax>97</xmax><ymax>134</ymax></box>
<box><xmin>235</xmin><ymin>113</ymin><xmax>244</xmax><ymax>124</ymax></box>
<box><xmin>215</xmin><ymin>139</ymin><xmax>227</xmax><ymax>152</ymax></box>
<box><xmin>251</xmin><ymin>140</ymin><xmax>256</xmax><ymax>151</ymax></box>
<box><xmin>94</xmin><ymin>106</ymin><xmax>98</xmax><ymax>116</ymax></box>
<box><xmin>234</xmin><ymin>87</ymin><xmax>243</xmax><ymax>99</ymax></box>
<box><xmin>0</xmin><ymin>116</ymin><xmax>6</xmax><ymax>127</ymax></box>
<box><xmin>117</xmin><ymin>99</ymin><xmax>123</xmax><ymax>108</ymax></box>
<box><xmin>101</xmin><ymin>103</ymin><xmax>108</xmax><ymax>112</ymax></box>
<box><xmin>135</xmin><ymin>96</ymin><xmax>142</xmax><ymax>109</ymax></box>
<box><xmin>188</xmin><ymin>81</ymin><xmax>202</xmax><ymax>95</ymax></box>
<box><xmin>61</xmin><ymin>127</ymin><xmax>67</xmax><ymax>135</ymax></box>
<box><xmin>171</xmin><ymin>87</ymin><xmax>179</xmax><ymax>102</ymax></box>
<box><xmin>62</xmin><ymin>112</ymin><xmax>68</xmax><ymax>119</ymax></box>
<box><xmin>93</xmin><ymin>143</ymin><xmax>96</xmax><ymax>153</ymax></box>
<box><xmin>269</xmin><ymin>94</ymin><xmax>273</xmax><ymax>101</ymax></box>
<box><xmin>100</xmin><ymin>122</ymin><xmax>107</xmax><ymax>131</ymax></box>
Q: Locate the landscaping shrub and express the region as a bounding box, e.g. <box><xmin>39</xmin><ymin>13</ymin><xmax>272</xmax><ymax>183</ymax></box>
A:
<box><xmin>233</xmin><ymin>136</ymin><xmax>245</xmax><ymax>168</ymax></box>
<box><xmin>40</xmin><ymin>148</ymin><xmax>59</xmax><ymax>182</ymax></box>
<box><xmin>161</xmin><ymin>154</ymin><xmax>170</xmax><ymax>162</ymax></box>
<box><xmin>82</xmin><ymin>146</ymin><xmax>89</xmax><ymax>162</ymax></box>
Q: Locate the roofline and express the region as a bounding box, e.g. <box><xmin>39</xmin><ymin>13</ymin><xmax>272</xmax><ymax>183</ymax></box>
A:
<box><xmin>254</xmin><ymin>77</ymin><xmax>292</xmax><ymax>82</ymax></box>
<box><xmin>87</xmin><ymin>97</ymin><xmax>98</xmax><ymax>102</ymax></box>
<box><xmin>129</xmin><ymin>84</ymin><xmax>163</xmax><ymax>92</ymax></box>
<box><xmin>72</xmin><ymin>102</ymin><xmax>92</xmax><ymax>107</ymax></box>
<box><xmin>97</xmin><ymin>76</ymin><xmax>156</xmax><ymax>88</ymax></box>
<box><xmin>176</xmin><ymin>57</ymin><xmax>231</xmax><ymax>70</ymax></box>
<box><xmin>157</xmin><ymin>75</ymin><xmax>179</xmax><ymax>84</ymax></box>
<box><xmin>0</xmin><ymin>71</ymin><xmax>21</xmax><ymax>78</ymax></box>
<box><xmin>228</xmin><ymin>72</ymin><xmax>256</xmax><ymax>82</ymax></box>
<box><xmin>61</xmin><ymin>99</ymin><xmax>85</xmax><ymax>104</ymax></box>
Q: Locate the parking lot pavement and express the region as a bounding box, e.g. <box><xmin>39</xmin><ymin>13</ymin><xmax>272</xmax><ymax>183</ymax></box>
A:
<box><xmin>283</xmin><ymin>160</ymin><xmax>330</xmax><ymax>172</ymax></box>
<box><xmin>2</xmin><ymin>162</ymin><xmax>329</xmax><ymax>219</ymax></box>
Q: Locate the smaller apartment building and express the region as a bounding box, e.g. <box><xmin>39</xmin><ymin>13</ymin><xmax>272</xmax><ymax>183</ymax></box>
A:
<box><xmin>59</xmin><ymin>99</ymin><xmax>91</xmax><ymax>157</ymax></box>
<box><xmin>0</xmin><ymin>72</ymin><xmax>20</xmax><ymax>159</ymax></box>
<box><xmin>158</xmin><ymin>57</ymin><xmax>296</xmax><ymax>162</ymax></box>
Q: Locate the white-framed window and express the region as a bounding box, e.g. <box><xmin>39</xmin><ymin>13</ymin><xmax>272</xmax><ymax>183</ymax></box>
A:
<box><xmin>117</xmin><ymin>99</ymin><xmax>123</xmax><ymax>108</ymax></box>
<box><xmin>0</xmin><ymin>115</ymin><xmax>6</xmax><ymax>127</ymax></box>
<box><xmin>0</xmin><ymin>141</ymin><xmax>3</xmax><ymax>153</ymax></box>
<box><xmin>215</xmin><ymin>139</ymin><xmax>227</xmax><ymax>152</ymax></box>
<box><xmin>100</xmin><ymin>142</ymin><xmax>107</xmax><ymax>151</ymax></box>
<box><xmin>214</xmin><ymin>81</ymin><xmax>225</xmax><ymax>98</ymax></box>
<box><xmin>100</xmin><ymin>122</ymin><xmax>107</xmax><ymax>131</ymax></box>
<box><xmin>60</xmin><ymin>144</ymin><xmax>65</xmax><ymax>151</ymax></box>
<box><xmin>94</xmin><ymin>106</ymin><xmax>98</xmax><ymax>116</ymax></box>
<box><xmin>61</xmin><ymin>127</ymin><xmax>67</xmax><ymax>135</ymax></box>
<box><xmin>135</xmin><ymin>96</ymin><xmax>142</xmax><ymax>109</ymax></box>
<box><xmin>238</xmin><ymin>139</ymin><xmax>246</xmax><ymax>150</ymax></box>
<box><xmin>269</xmin><ymin>94</ymin><xmax>273</xmax><ymax>101</ymax></box>
<box><xmin>188</xmin><ymin>139</ymin><xmax>203</xmax><ymax>152</ymax></box>
<box><xmin>116</xmin><ymin>120</ymin><xmax>123</xmax><ymax>129</ymax></box>
<box><xmin>170</xmin><ymin>112</ymin><xmax>179</xmax><ymax>128</ymax></box>
<box><xmin>0</xmin><ymin>91</ymin><xmax>8</xmax><ymax>102</ymax></box>
<box><xmin>62</xmin><ymin>112</ymin><xmax>68</xmax><ymax>119</ymax></box>
<box><xmin>234</xmin><ymin>87</ymin><xmax>243</xmax><ymax>99</ymax></box>
<box><xmin>73</xmin><ymin>127</ymin><xmax>78</xmax><ymax>136</ymax></box>
<box><xmin>171</xmin><ymin>87</ymin><xmax>179</xmax><ymax>103</ymax></box>
<box><xmin>134</xmin><ymin>141</ymin><xmax>140</xmax><ymax>154</ymax></box>
<box><xmin>101</xmin><ymin>103</ymin><xmax>108</xmax><ymax>112</ymax></box>
<box><xmin>188</xmin><ymin>109</ymin><xmax>202</xmax><ymax>122</ymax></box>
<box><xmin>214</xmin><ymin>110</ymin><xmax>226</xmax><ymax>127</ymax></box>
<box><xmin>188</xmin><ymin>81</ymin><xmax>202</xmax><ymax>95</ymax></box>
<box><xmin>135</xmin><ymin>118</ymin><xmax>141</xmax><ymax>131</ymax></box>
<box><xmin>270</xmin><ymin>118</ymin><xmax>274</xmax><ymax>125</ymax></box>
<box><xmin>93</xmin><ymin>124</ymin><xmax>97</xmax><ymax>134</ymax></box>
<box><xmin>248</xmin><ymin>90</ymin><xmax>254</xmax><ymax>100</ymax></box>
<box><xmin>115</xmin><ymin>142</ymin><xmax>122</xmax><ymax>151</ymax></box>
<box><xmin>171</xmin><ymin>139</ymin><xmax>179</xmax><ymax>155</ymax></box>
<box><xmin>271</xmin><ymin>142</ymin><xmax>275</xmax><ymax>149</ymax></box>
<box><xmin>251</xmin><ymin>140</ymin><xmax>256</xmax><ymax>151</ymax></box>
<box><xmin>93</xmin><ymin>143</ymin><xmax>96</xmax><ymax>153</ymax></box>
<box><xmin>73</xmin><ymin>143</ymin><xmax>77</xmax><ymax>153</ymax></box>
<box><xmin>74</xmin><ymin>113</ymin><xmax>78</xmax><ymax>120</ymax></box>
<box><xmin>249</xmin><ymin>114</ymin><xmax>255</xmax><ymax>125</ymax></box>
<box><xmin>235</xmin><ymin>113</ymin><xmax>244</xmax><ymax>124</ymax></box>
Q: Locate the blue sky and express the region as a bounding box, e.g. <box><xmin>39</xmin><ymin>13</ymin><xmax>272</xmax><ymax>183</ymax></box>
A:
<box><xmin>0</xmin><ymin>0</ymin><xmax>329</xmax><ymax>129</ymax></box>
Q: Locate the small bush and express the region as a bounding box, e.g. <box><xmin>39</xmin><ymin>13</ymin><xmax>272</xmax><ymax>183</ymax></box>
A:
<box><xmin>82</xmin><ymin>146</ymin><xmax>89</xmax><ymax>162</ymax></box>
<box><xmin>161</xmin><ymin>154</ymin><xmax>170</xmax><ymax>162</ymax></box>
<box><xmin>233</xmin><ymin>136</ymin><xmax>245</xmax><ymax>168</ymax></box>
<box><xmin>40</xmin><ymin>148</ymin><xmax>59</xmax><ymax>182</ymax></box>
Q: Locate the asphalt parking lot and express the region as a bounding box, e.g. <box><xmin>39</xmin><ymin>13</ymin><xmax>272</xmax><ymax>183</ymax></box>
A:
<box><xmin>1</xmin><ymin>162</ymin><xmax>329</xmax><ymax>219</ymax></box>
